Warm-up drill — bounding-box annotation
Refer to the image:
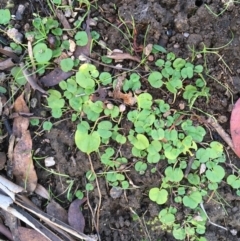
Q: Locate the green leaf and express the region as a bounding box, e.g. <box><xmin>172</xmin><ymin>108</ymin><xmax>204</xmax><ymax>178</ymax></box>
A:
<box><xmin>11</xmin><ymin>67</ymin><xmax>27</xmax><ymax>85</ymax></box>
<box><xmin>75</xmin><ymin>31</ymin><xmax>88</xmax><ymax>46</ymax></box>
<box><xmin>183</xmin><ymin>191</ymin><xmax>202</xmax><ymax>209</ymax></box>
<box><xmin>187</xmin><ymin>173</ymin><xmax>200</xmax><ymax>185</ymax></box>
<box><xmin>52</xmin><ymin>108</ymin><xmax>63</xmax><ymax>118</ymax></box>
<box><xmin>155</xmin><ymin>59</ymin><xmax>165</xmax><ymax>67</ymax></box>
<box><xmin>159</xmin><ymin>212</ymin><xmax>175</xmax><ymax>225</ymax></box>
<box><xmin>194</xmin><ymin>65</ymin><xmax>203</xmax><ymax>73</ymax></box>
<box><xmin>173</xmin><ymin>227</ymin><xmax>186</xmax><ymax>240</ymax></box>
<box><xmin>99</xmin><ymin>72</ymin><xmax>112</xmax><ymax>85</ymax></box>
<box><xmin>33</xmin><ymin>43</ymin><xmax>52</xmax><ymax>63</ymax></box>
<box><xmin>121</xmin><ymin>180</ymin><xmax>129</xmax><ymax>189</ymax></box>
<box><xmin>52</xmin><ymin>28</ymin><xmax>63</xmax><ymax>36</ymax></box>
<box><xmin>173</xmin><ymin>58</ymin><xmax>186</xmax><ymax>70</ymax></box>
<box><xmin>227</xmin><ymin>175</ymin><xmax>240</xmax><ymax>189</ymax></box>
<box><xmin>151</xmin><ymin>128</ymin><xmax>164</xmax><ymax>140</ymax></box>
<box><xmin>76</xmin><ymin>72</ymin><xmax>95</xmax><ymax>89</ymax></box>
<box><xmin>135</xmin><ymin>161</ymin><xmax>147</xmax><ymax>174</ymax></box>
<box><xmin>43</xmin><ymin>121</ymin><xmax>53</xmax><ymax>131</ymax></box>
<box><xmin>134</xmin><ymin>134</ymin><xmax>149</xmax><ymax>150</ymax></box>
<box><xmin>148</xmin><ymin>72</ymin><xmax>163</xmax><ymax>88</ymax></box>
<box><xmin>0</xmin><ymin>86</ymin><xmax>6</xmax><ymax>94</ymax></box>
<box><xmin>137</xmin><ymin>93</ymin><xmax>152</xmax><ymax>109</ymax></box>
<box><xmin>152</xmin><ymin>44</ymin><xmax>167</xmax><ymax>53</ymax></box>
<box><xmin>0</xmin><ymin>9</ymin><xmax>11</xmax><ymax>25</ymax></box>
<box><xmin>165</xmin><ymin>167</ymin><xmax>183</xmax><ymax>182</ymax></box>
<box><xmin>206</xmin><ymin>165</ymin><xmax>225</xmax><ymax>183</ymax></box>
<box><xmin>86</xmin><ymin>183</ymin><xmax>94</xmax><ymax>191</ymax></box>
<box><xmin>60</xmin><ymin>58</ymin><xmax>74</xmax><ymax>72</ymax></box>
<box><xmin>149</xmin><ymin>188</ymin><xmax>168</xmax><ymax>204</ymax></box>
<box><xmin>75</xmin><ymin>131</ymin><xmax>100</xmax><ymax>154</ymax></box>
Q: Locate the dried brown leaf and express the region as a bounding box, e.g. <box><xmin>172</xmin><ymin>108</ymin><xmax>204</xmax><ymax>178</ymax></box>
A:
<box><xmin>13</xmin><ymin>93</ymin><xmax>29</xmax><ymax>138</ymax></box>
<box><xmin>39</xmin><ymin>68</ymin><xmax>73</xmax><ymax>87</ymax></box>
<box><xmin>13</xmin><ymin>130</ymin><xmax>37</xmax><ymax>192</ymax></box>
<box><xmin>34</xmin><ymin>184</ymin><xmax>50</xmax><ymax>200</ymax></box>
<box><xmin>47</xmin><ymin>200</ymin><xmax>68</xmax><ymax>224</ymax></box>
<box><xmin>107</xmin><ymin>52</ymin><xmax>141</xmax><ymax>63</ymax></box>
<box><xmin>68</xmin><ymin>198</ymin><xmax>86</xmax><ymax>233</ymax></box>
<box><xmin>0</xmin><ymin>58</ymin><xmax>15</xmax><ymax>70</ymax></box>
<box><xmin>18</xmin><ymin>227</ymin><xmax>49</xmax><ymax>241</ymax></box>
<box><xmin>113</xmin><ymin>75</ymin><xmax>136</xmax><ymax>106</ymax></box>
<box><xmin>56</xmin><ymin>10</ymin><xmax>74</xmax><ymax>37</ymax></box>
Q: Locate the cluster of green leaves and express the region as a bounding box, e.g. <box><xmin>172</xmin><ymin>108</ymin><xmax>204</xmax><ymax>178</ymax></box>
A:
<box><xmin>157</xmin><ymin>206</ymin><xmax>207</xmax><ymax>241</ymax></box>
<box><xmin>126</xmin><ymin>95</ymin><xmax>205</xmax><ymax>171</ymax></box>
<box><xmin>148</xmin><ymin>51</ymin><xmax>209</xmax><ymax>107</ymax></box>
<box><xmin>100</xmin><ymin>147</ymin><xmax>129</xmax><ymax>189</ymax></box>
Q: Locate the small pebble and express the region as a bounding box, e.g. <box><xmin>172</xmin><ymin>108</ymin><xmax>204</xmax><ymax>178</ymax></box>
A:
<box><xmin>179</xmin><ymin>102</ymin><xmax>185</xmax><ymax>110</ymax></box>
<box><xmin>7</xmin><ymin>28</ymin><xmax>23</xmax><ymax>43</ymax></box>
<box><xmin>15</xmin><ymin>4</ymin><xmax>26</xmax><ymax>20</ymax></box>
<box><xmin>62</xmin><ymin>35</ymin><xmax>68</xmax><ymax>41</ymax></box>
<box><xmin>69</xmin><ymin>39</ymin><xmax>76</xmax><ymax>52</ymax></box>
<box><xmin>183</xmin><ymin>32</ymin><xmax>190</xmax><ymax>38</ymax></box>
<box><xmin>30</xmin><ymin>98</ymin><xmax>37</xmax><ymax>108</ymax></box>
<box><xmin>44</xmin><ymin>157</ymin><xmax>55</xmax><ymax>167</ymax></box>
<box><xmin>0</xmin><ymin>73</ymin><xmax>6</xmax><ymax>83</ymax></box>
<box><xmin>119</xmin><ymin>104</ymin><xmax>126</xmax><ymax>112</ymax></box>
<box><xmin>147</xmin><ymin>55</ymin><xmax>154</xmax><ymax>62</ymax></box>
<box><xmin>107</xmin><ymin>103</ymin><xmax>114</xmax><ymax>109</ymax></box>
<box><xmin>64</xmin><ymin>8</ymin><xmax>72</xmax><ymax>18</ymax></box>
<box><xmin>173</xmin><ymin>43</ymin><xmax>180</xmax><ymax>48</ymax></box>
<box><xmin>89</xmin><ymin>18</ymin><xmax>97</xmax><ymax>26</ymax></box>
<box><xmin>110</xmin><ymin>186</ymin><xmax>123</xmax><ymax>199</ymax></box>
<box><xmin>98</xmin><ymin>40</ymin><xmax>107</xmax><ymax>49</ymax></box>
<box><xmin>217</xmin><ymin>115</ymin><xmax>228</xmax><ymax>123</ymax></box>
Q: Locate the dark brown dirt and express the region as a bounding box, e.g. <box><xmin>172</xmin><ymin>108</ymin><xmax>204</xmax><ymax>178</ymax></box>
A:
<box><xmin>2</xmin><ymin>0</ymin><xmax>240</xmax><ymax>241</ymax></box>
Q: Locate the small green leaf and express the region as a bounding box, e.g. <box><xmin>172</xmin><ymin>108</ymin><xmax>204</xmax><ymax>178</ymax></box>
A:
<box><xmin>99</xmin><ymin>72</ymin><xmax>112</xmax><ymax>85</ymax></box>
<box><xmin>75</xmin><ymin>31</ymin><xmax>88</xmax><ymax>46</ymax></box>
<box><xmin>134</xmin><ymin>134</ymin><xmax>149</xmax><ymax>150</ymax></box>
<box><xmin>0</xmin><ymin>9</ymin><xmax>11</xmax><ymax>25</ymax></box>
<box><xmin>183</xmin><ymin>191</ymin><xmax>202</xmax><ymax>209</ymax></box>
<box><xmin>60</xmin><ymin>58</ymin><xmax>74</xmax><ymax>72</ymax></box>
<box><xmin>135</xmin><ymin>161</ymin><xmax>147</xmax><ymax>174</ymax></box>
<box><xmin>206</xmin><ymin>165</ymin><xmax>225</xmax><ymax>183</ymax></box>
<box><xmin>43</xmin><ymin>121</ymin><xmax>53</xmax><ymax>131</ymax></box>
<box><xmin>173</xmin><ymin>58</ymin><xmax>186</xmax><ymax>70</ymax></box>
<box><xmin>152</xmin><ymin>44</ymin><xmax>167</xmax><ymax>53</ymax></box>
<box><xmin>85</xmin><ymin>183</ymin><xmax>94</xmax><ymax>191</ymax></box>
<box><xmin>0</xmin><ymin>86</ymin><xmax>7</xmax><ymax>93</ymax></box>
<box><xmin>33</xmin><ymin>43</ymin><xmax>53</xmax><ymax>63</ymax></box>
<box><xmin>75</xmin><ymin>131</ymin><xmax>100</xmax><ymax>154</ymax></box>
<box><xmin>148</xmin><ymin>71</ymin><xmax>163</xmax><ymax>88</ymax></box>
<box><xmin>149</xmin><ymin>188</ymin><xmax>168</xmax><ymax>204</ymax></box>
<box><xmin>227</xmin><ymin>174</ymin><xmax>240</xmax><ymax>189</ymax></box>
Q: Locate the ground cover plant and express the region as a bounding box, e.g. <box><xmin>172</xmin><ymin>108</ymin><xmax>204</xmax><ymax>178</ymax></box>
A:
<box><xmin>1</xmin><ymin>0</ymin><xmax>240</xmax><ymax>241</ymax></box>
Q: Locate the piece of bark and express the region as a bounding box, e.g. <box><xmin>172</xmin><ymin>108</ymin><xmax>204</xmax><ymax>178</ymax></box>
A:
<box><xmin>39</xmin><ymin>68</ymin><xmax>73</xmax><ymax>87</ymax></box>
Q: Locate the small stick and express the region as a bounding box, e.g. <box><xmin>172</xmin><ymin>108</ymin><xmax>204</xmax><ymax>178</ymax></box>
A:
<box><xmin>27</xmin><ymin>36</ymin><xmax>36</xmax><ymax>79</ymax></box>
<box><xmin>184</xmin><ymin>154</ymin><xmax>195</xmax><ymax>178</ymax></box>
<box><xmin>207</xmin><ymin>117</ymin><xmax>234</xmax><ymax>151</ymax></box>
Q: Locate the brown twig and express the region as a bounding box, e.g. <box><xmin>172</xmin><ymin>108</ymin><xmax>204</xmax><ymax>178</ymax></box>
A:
<box><xmin>207</xmin><ymin>117</ymin><xmax>234</xmax><ymax>151</ymax></box>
